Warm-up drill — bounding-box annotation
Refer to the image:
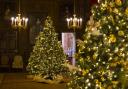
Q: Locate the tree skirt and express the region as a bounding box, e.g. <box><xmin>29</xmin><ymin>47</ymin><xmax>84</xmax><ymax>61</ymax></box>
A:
<box><xmin>27</xmin><ymin>74</ymin><xmax>69</xmax><ymax>84</ymax></box>
<box><xmin>26</xmin><ymin>75</ymin><xmax>34</xmax><ymax>79</ymax></box>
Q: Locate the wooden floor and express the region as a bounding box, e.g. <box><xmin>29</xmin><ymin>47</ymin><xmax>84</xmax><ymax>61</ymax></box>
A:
<box><xmin>0</xmin><ymin>73</ymin><xmax>67</xmax><ymax>89</ymax></box>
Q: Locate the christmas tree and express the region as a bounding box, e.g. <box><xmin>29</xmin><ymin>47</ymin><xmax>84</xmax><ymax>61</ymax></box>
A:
<box><xmin>67</xmin><ymin>0</ymin><xmax>128</xmax><ymax>89</ymax></box>
<box><xmin>27</xmin><ymin>16</ymin><xmax>67</xmax><ymax>81</ymax></box>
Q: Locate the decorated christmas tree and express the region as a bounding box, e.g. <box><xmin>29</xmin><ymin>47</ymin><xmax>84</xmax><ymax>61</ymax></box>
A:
<box><xmin>27</xmin><ymin>16</ymin><xmax>67</xmax><ymax>82</ymax></box>
<box><xmin>67</xmin><ymin>0</ymin><xmax>128</xmax><ymax>89</ymax></box>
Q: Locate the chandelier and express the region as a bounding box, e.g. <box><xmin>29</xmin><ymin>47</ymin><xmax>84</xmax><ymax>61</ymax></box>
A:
<box><xmin>11</xmin><ymin>0</ymin><xmax>28</xmax><ymax>29</ymax></box>
<box><xmin>66</xmin><ymin>0</ymin><xmax>82</xmax><ymax>29</ymax></box>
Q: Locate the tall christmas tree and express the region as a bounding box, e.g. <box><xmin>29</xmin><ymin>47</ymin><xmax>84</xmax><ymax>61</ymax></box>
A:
<box><xmin>27</xmin><ymin>16</ymin><xmax>67</xmax><ymax>80</ymax></box>
<box><xmin>67</xmin><ymin>0</ymin><xmax>128</xmax><ymax>89</ymax></box>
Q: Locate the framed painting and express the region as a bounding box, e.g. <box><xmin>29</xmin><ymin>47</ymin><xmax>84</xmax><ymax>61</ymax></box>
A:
<box><xmin>62</xmin><ymin>32</ymin><xmax>76</xmax><ymax>65</ymax></box>
<box><xmin>28</xmin><ymin>12</ymin><xmax>47</xmax><ymax>45</ymax></box>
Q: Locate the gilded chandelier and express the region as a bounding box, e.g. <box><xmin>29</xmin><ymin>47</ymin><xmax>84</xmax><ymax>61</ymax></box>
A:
<box><xmin>11</xmin><ymin>0</ymin><xmax>28</xmax><ymax>29</ymax></box>
<box><xmin>66</xmin><ymin>0</ymin><xmax>82</xmax><ymax>29</ymax></box>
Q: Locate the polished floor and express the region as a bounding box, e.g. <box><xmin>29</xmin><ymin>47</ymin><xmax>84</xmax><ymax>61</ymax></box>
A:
<box><xmin>0</xmin><ymin>73</ymin><xmax>67</xmax><ymax>89</ymax></box>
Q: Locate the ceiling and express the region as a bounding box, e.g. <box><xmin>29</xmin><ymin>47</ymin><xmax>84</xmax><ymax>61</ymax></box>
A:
<box><xmin>0</xmin><ymin>0</ymin><xmax>97</xmax><ymax>32</ymax></box>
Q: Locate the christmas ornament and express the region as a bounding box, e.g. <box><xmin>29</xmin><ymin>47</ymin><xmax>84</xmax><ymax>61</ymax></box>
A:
<box><xmin>109</xmin><ymin>15</ymin><xmax>115</xmax><ymax>24</ymax></box>
<box><xmin>101</xmin><ymin>77</ymin><xmax>105</xmax><ymax>81</ymax></box>
<box><xmin>115</xmin><ymin>0</ymin><xmax>122</xmax><ymax>6</ymax></box>
<box><xmin>92</xmin><ymin>30</ymin><xmax>102</xmax><ymax>36</ymax></box>
<box><xmin>107</xmin><ymin>6</ymin><xmax>112</xmax><ymax>12</ymax></box>
<box><xmin>80</xmin><ymin>58</ymin><xmax>84</xmax><ymax>62</ymax></box>
<box><xmin>93</xmin><ymin>53</ymin><xmax>98</xmax><ymax>60</ymax></box>
<box><xmin>111</xmin><ymin>63</ymin><xmax>117</xmax><ymax>67</ymax></box>
<box><xmin>113</xmin><ymin>8</ymin><xmax>119</xmax><ymax>14</ymax></box>
<box><xmin>87</xmin><ymin>15</ymin><xmax>94</xmax><ymax>26</ymax></box>
<box><xmin>125</xmin><ymin>7</ymin><xmax>128</xmax><ymax>16</ymax></box>
<box><xmin>118</xmin><ymin>30</ymin><xmax>124</xmax><ymax>36</ymax></box>
<box><xmin>95</xmin><ymin>79</ymin><xmax>99</xmax><ymax>84</ymax></box>
<box><xmin>82</xmin><ymin>69</ymin><xmax>88</xmax><ymax>76</ymax></box>
<box><xmin>87</xmin><ymin>15</ymin><xmax>102</xmax><ymax>36</ymax></box>
<box><xmin>109</xmin><ymin>34</ymin><xmax>116</xmax><ymax>43</ymax></box>
<box><xmin>95</xmin><ymin>22</ymin><xmax>100</xmax><ymax>27</ymax></box>
<box><xmin>109</xmin><ymin>2</ymin><xmax>115</xmax><ymax>7</ymax></box>
<box><xmin>112</xmin><ymin>81</ymin><xmax>119</xmax><ymax>85</ymax></box>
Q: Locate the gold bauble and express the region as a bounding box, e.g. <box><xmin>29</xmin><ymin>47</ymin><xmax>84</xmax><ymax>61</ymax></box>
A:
<box><xmin>115</xmin><ymin>16</ymin><xmax>119</xmax><ymax>20</ymax></box>
<box><xmin>101</xmin><ymin>77</ymin><xmax>105</xmax><ymax>81</ymax></box>
<box><xmin>118</xmin><ymin>30</ymin><xmax>124</xmax><ymax>36</ymax></box>
<box><xmin>93</xmin><ymin>53</ymin><xmax>98</xmax><ymax>60</ymax></box>
<box><xmin>82</xmin><ymin>69</ymin><xmax>89</xmax><ymax>76</ymax></box>
<box><xmin>82</xmin><ymin>70</ymin><xmax>86</xmax><ymax>76</ymax></box>
<box><xmin>110</xmin><ymin>63</ymin><xmax>117</xmax><ymax>67</ymax></box>
<box><xmin>95</xmin><ymin>21</ymin><xmax>100</xmax><ymax>27</ymax></box>
<box><xmin>115</xmin><ymin>0</ymin><xmax>122</xmax><ymax>6</ymax></box>
<box><xmin>112</xmin><ymin>81</ymin><xmax>119</xmax><ymax>85</ymax></box>
<box><xmin>109</xmin><ymin>2</ymin><xmax>115</xmax><ymax>7</ymax></box>
<box><xmin>125</xmin><ymin>7</ymin><xmax>128</xmax><ymax>16</ymax></box>
<box><xmin>113</xmin><ymin>8</ymin><xmax>119</xmax><ymax>14</ymax></box>
<box><xmin>109</xmin><ymin>34</ymin><xmax>116</xmax><ymax>43</ymax></box>
<box><xmin>95</xmin><ymin>79</ymin><xmax>99</xmax><ymax>83</ymax></box>
<box><xmin>107</xmin><ymin>6</ymin><xmax>112</xmax><ymax>12</ymax></box>
<box><xmin>88</xmin><ymin>27</ymin><xmax>92</xmax><ymax>31</ymax></box>
<box><xmin>109</xmin><ymin>15</ymin><xmax>115</xmax><ymax>24</ymax></box>
<box><xmin>109</xmin><ymin>7</ymin><xmax>112</xmax><ymax>12</ymax></box>
<box><xmin>80</xmin><ymin>58</ymin><xmax>84</xmax><ymax>62</ymax></box>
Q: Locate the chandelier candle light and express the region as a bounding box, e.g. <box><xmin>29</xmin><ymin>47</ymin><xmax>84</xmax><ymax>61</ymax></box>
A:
<box><xmin>66</xmin><ymin>0</ymin><xmax>82</xmax><ymax>29</ymax></box>
<box><xmin>11</xmin><ymin>0</ymin><xmax>28</xmax><ymax>29</ymax></box>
